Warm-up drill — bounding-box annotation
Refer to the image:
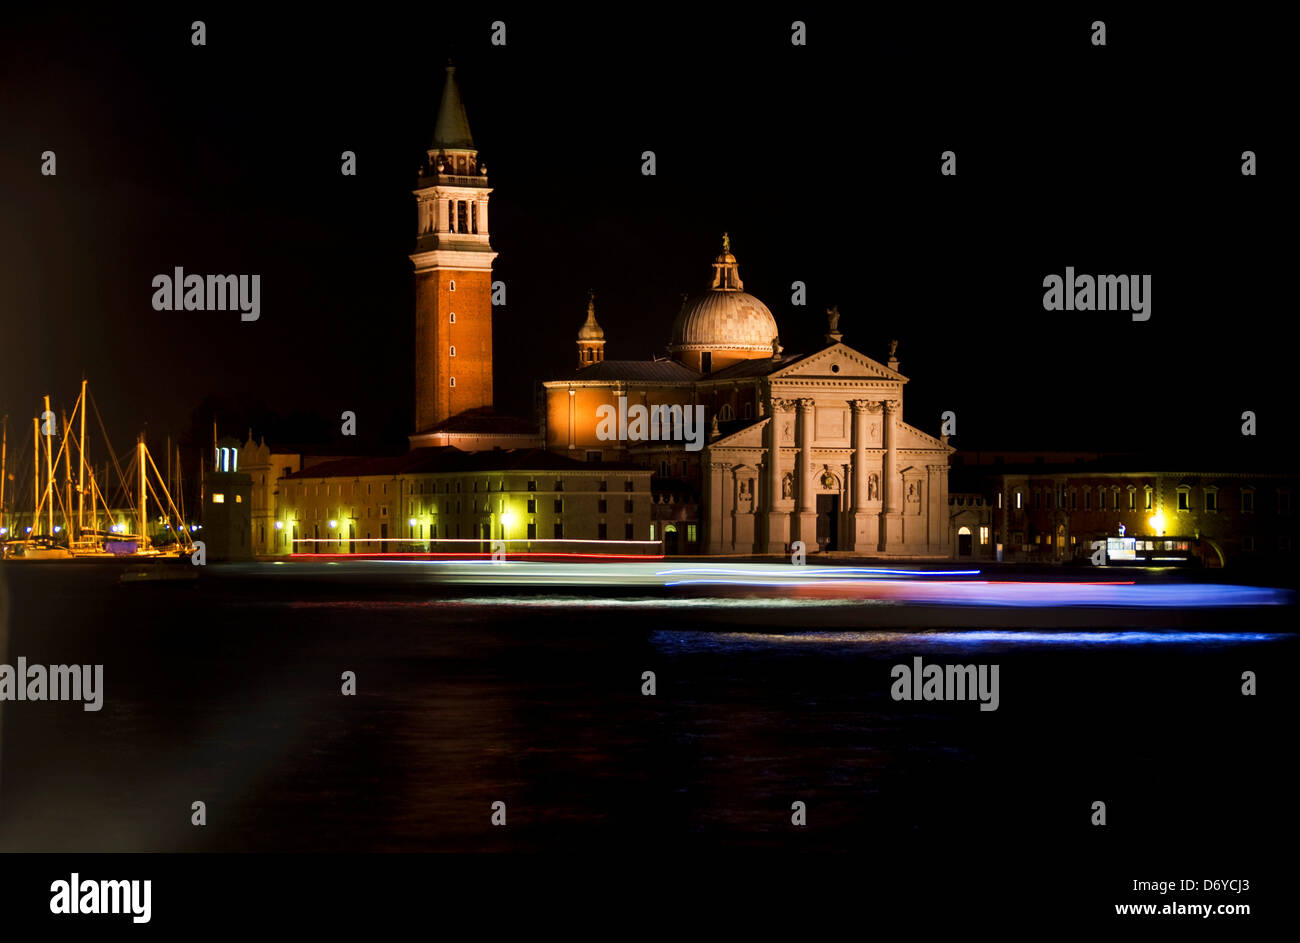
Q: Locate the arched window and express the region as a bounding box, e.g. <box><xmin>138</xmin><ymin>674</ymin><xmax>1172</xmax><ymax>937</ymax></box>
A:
<box><xmin>448</xmin><ymin>279</ymin><xmax>456</xmax><ymax>292</ymax></box>
<box><xmin>449</xmin><ymin>345</ymin><xmax>456</xmax><ymax>357</ymax></box>
<box><xmin>450</xmin><ymin>377</ymin><xmax>456</xmax><ymax>388</ymax></box>
<box><xmin>718</xmin><ymin>403</ymin><xmax>734</xmax><ymax>420</ymax></box>
<box><xmin>450</xmin><ymin>312</ymin><xmax>456</xmax><ymax>323</ymax></box>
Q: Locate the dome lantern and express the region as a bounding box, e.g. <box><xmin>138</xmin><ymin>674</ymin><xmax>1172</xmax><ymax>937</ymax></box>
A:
<box><xmin>668</xmin><ymin>235</ymin><xmax>779</xmax><ymax>373</ymax></box>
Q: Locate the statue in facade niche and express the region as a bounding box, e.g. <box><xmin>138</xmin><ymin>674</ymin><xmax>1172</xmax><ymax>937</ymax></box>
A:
<box><xmin>782</xmin><ymin>474</ymin><xmax>794</xmax><ymax>499</ymax></box>
<box><xmin>868</xmin><ymin>473</ymin><xmax>879</xmax><ymax>501</ymax></box>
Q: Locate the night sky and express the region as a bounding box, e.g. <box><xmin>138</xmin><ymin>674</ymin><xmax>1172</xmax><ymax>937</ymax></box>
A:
<box><xmin>0</xmin><ymin>7</ymin><xmax>1290</xmax><ymax>462</ymax></box>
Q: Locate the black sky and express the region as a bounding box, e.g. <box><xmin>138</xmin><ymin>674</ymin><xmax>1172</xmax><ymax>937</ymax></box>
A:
<box><xmin>0</xmin><ymin>6</ymin><xmax>1291</xmax><ymax>463</ymax></box>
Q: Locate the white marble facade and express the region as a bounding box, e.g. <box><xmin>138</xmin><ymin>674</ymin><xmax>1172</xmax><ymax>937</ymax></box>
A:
<box><xmin>703</xmin><ymin>343</ymin><xmax>952</xmax><ymax>556</ymax></box>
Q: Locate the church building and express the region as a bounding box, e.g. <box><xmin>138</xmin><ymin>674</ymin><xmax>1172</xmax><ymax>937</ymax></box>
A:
<box><xmin>253</xmin><ymin>65</ymin><xmax>952</xmax><ymax>558</ymax></box>
<box><xmin>543</xmin><ymin>238</ymin><xmax>953</xmax><ymax>556</ymax></box>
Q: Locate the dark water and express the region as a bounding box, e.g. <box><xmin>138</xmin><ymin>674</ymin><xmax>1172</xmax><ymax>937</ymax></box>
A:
<box><xmin>0</xmin><ymin>563</ymin><xmax>1294</xmax><ymax>856</ymax></box>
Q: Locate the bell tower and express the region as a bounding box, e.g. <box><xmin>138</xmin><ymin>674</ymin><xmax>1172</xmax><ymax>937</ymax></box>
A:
<box><xmin>411</xmin><ymin>62</ymin><xmax>496</xmax><ymax>433</ymax></box>
<box><xmin>576</xmin><ymin>290</ymin><xmax>606</xmax><ymax>367</ymax></box>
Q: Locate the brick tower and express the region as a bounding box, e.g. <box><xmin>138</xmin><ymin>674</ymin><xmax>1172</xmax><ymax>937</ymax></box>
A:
<box><xmin>411</xmin><ymin>63</ymin><xmax>497</xmax><ymax>433</ymax></box>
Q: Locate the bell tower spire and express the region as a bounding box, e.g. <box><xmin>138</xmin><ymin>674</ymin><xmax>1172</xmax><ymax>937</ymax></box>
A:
<box><xmin>411</xmin><ymin>62</ymin><xmax>497</xmax><ymax>433</ymax></box>
<box><xmin>577</xmin><ymin>289</ymin><xmax>606</xmax><ymax>368</ymax></box>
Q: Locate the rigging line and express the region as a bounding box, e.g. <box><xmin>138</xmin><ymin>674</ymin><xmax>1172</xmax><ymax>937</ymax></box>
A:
<box><xmin>89</xmin><ymin>389</ymin><xmax>134</xmax><ymax>509</ymax></box>
<box><xmin>144</xmin><ymin>445</ymin><xmax>193</xmax><ymax>547</ymax></box>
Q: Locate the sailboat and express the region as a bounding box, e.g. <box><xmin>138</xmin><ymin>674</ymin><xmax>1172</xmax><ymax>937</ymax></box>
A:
<box><xmin>0</xmin><ymin>380</ymin><xmax>195</xmax><ymax>562</ymax></box>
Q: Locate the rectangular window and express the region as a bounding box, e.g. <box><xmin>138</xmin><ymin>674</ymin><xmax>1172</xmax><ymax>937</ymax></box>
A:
<box><xmin>527</xmin><ymin>498</ymin><xmax>536</xmax><ymax>513</ymax></box>
<box><xmin>1178</xmin><ymin>492</ymin><xmax>1189</xmax><ymax>511</ymax></box>
<box><xmin>554</xmin><ymin>480</ymin><xmax>564</xmax><ymax>492</ymax></box>
<box><xmin>1242</xmin><ymin>490</ymin><xmax>1254</xmax><ymax>513</ymax></box>
<box><xmin>624</xmin><ymin>480</ymin><xmax>634</xmax><ymax>492</ymax></box>
<box><xmin>624</xmin><ymin>499</ymin><xmax>633</xmax><ymax>513</ymax></box>
<box><xmin>979</xmin><ymin>526</ymin><xmax>989</xmax><ymax>545</ymax></box>
<box><xmin>1145</xmin><ymin>490</ymin><xmax>1153</xmax><ymax>510</ymax></box>
<box><xmin>599</xmin><ymin>480</ymin><xmax>608</xmax><ymax>492</ymax></box>
<box><xmin>554</xmin><ymin>522</ymin><xmax>564</xmax><ymax>539</ymax></box>
<box><xmin>554</xmin><ymin>499</ymin><xmax>563</xmax><ymax>513</ymax></box>
<box><xmin>212</xmin><ymin>493</ymin><xmax>225</xmax><ymax>504</ymax></box>
<box><xmin>686</xmin><ymin>524</ymin><xmax>698</xmax><ymax>543</ymax></box>
<box><xmin>598</xmin><ymin>522</ymin><xmax>607</xmax><ymax>540</ymax></box>
<box><xmin>527</xmin><ymin>522</ymin><xmax>536</xmax><ymax>539</ymax></box>
<box><xmin>625</xmin><ymin>523</ymin><xmax>634</xmax><ymax>541</ymax></box>
<box><xmin>997</xmin><ymin>493</ymin><xmax>1002</xmax><ymax>509</ymax></box>
<box><xmin>527</xmin><ymin>479</ymin><xmax>536</xmax><ymax>492</ymax></box>
<box><xmin>1205</xmin><ymin>491</ymin><xmax>1218</xmax><ymax>511</ymax></box>
<box><xmin>1015</xmin><ymin>492</ymin><xmax>1022</xmax><ymax>510</ymax></box>
<box><xmin>598</xmin><ymin>499</ymin><xmax>607</xmax><ymax>513</ymax></box>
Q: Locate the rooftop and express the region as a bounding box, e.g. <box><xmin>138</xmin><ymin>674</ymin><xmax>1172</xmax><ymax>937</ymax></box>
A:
<box><xmin>283</xmin><ymin>447</ymin><xmax>649</xmax><ymax>480</ymax></box>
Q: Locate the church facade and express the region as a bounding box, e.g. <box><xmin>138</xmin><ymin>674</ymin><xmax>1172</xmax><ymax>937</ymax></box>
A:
<box><xmin>543</xmin><ymin>243</ymin><xmax>953</xmax><ymax>556</ymax></box>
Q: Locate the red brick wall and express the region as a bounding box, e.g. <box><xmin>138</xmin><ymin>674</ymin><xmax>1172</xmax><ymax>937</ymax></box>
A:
<box><xmin>414</xmin><ymin>269</ymin><xmax>494</xmax><ymax>431</ymax></box>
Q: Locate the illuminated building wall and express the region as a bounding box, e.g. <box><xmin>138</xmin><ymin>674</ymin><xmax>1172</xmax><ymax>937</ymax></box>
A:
<box><xmin>270</xmin><ymin>450</ymin><xmax>653</xmax><ymax>555</ymax></box>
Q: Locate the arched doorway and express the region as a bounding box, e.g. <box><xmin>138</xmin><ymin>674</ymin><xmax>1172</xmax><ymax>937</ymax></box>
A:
<box><xmin>957</xmin><ymin>526</ymin><xmax>972</xmax><ymax>556</ymax></box>
<box><xmin>664</xmin><ymin>524</ymin><xmax>679</xmax><ymax>555</ymax></box>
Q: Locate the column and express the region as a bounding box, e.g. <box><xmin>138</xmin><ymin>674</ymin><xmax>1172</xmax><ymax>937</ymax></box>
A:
<box><xmin>706</xmin><ymin>462</ymin><xmax>728</xmax><ymax>554</ymax></box>
<box><xmin>795</xmin><ymin>398</ymin><xmax>817</xmax><ymax>549</ymax></box>
<box><xmin>437</xmin><ymin>198</ymin><xmax>449</xmax><ymax>233</ymax></box>
<box><xmin>927</xmin><ymin>463</ymin><xmax>946</xmax><ymax>554</ymax></box>
<box><xmin>765</xmin><ymin>398</ymin><xmax>790</xmax><ymax>553</ymax></box>
<box><xmin>850</xmin><ymin>400</ymin><xmax>871</xmax><ymax>550</ymax></box>
<box><xmin>879</xmin><ymin>398</ymin><xmax>901</xmax><ymax>552</ymax></box>
<box><xmin>477</xmin><ymin>198</ymin><xmax>489</xmax><ymax>235</ymax></box>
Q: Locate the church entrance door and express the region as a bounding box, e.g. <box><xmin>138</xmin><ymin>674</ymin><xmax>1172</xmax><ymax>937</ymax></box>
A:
<box><xmin>816</xmin><ymin>494</ymin><xmax>840</xmax><ymax>551</ymax></box>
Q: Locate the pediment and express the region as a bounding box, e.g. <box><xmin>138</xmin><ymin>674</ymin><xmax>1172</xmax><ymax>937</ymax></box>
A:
<box><xmin>897</xmin><ymin>422</ymin><xmax>953</xmax><ymax>452</ymax></box>
<box><xmin>770</xmin><ymin>343</ymin><xmax>905</xmax><ymax>381</ymax></box>
<box><xmin>707</xmin><ymin>418</ymin><xmax>769</xmax><ymax>450</ymax></box>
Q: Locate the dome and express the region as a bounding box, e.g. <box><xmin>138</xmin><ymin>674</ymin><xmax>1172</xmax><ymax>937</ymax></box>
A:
<box><xmin>577</xmin><ymin>294</ymin><xmax>604</xmax><ymax>340</ymax></box>
<box><xmin>669</xmin><ymin>239</ymin><xmax>778</xmax><ymax>355</ymax></box>
<box><xmin>670</xmin><ymin>291</ymin><xmax>778</xmax><ymax>352</ymax></box>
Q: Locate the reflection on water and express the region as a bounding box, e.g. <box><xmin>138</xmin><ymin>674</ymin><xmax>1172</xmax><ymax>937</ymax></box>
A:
<box><xmin>653</xmin><ymin>629</ymin><xmax>1291</xmax><ymax>654</ymax></box>
<box><xmin>0</xmin><ymin>565</ymin><xmax>1295</xmax><ymax>853</ymax></box>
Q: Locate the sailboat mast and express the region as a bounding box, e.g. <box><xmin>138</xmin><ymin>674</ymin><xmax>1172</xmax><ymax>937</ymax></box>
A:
<box><xmin>32</xmin><ymin>417</ymin><xmax>39</xmax><ymax>534</ymax></box>
<box><xmin>177</xmin><ymin>443</ymin><xmax>186</xmax><ymax>526</ymax></box>
<box><xmin>78</xmin><ymin>379</ymin><xmax>87</xmax><ymax>533</ymax></box>
<box><xmin>62</xmin><ymin>408</ymin><xmax>72</xmax><ymax>539</ymax></box>
<box><xmin>138</xmin><ymin>436</ymin><xmax>147</xmax><ymax>549</ymax></box>
<box><xmin>1</xmin><ymin>414</ymin><xmax>7</xmax><ymax>532</ymax></box>
<box><xmin>43</xmin><ymin>395</ymin><xmax>53</xmax><ymax>537</ymax></box>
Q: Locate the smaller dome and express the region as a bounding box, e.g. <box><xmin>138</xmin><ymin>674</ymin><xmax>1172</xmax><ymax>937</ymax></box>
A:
<box><xmin>577</xmin><ymin>291</ymin><xmax>604</xmax><ymax>340</ymax></box>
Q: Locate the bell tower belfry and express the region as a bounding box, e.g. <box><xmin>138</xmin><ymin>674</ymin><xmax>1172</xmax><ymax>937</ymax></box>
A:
<box><xmin>411</xmin><ymin>62</ymin><xmax>497</xmax><ymax>433</ymax></box>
